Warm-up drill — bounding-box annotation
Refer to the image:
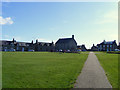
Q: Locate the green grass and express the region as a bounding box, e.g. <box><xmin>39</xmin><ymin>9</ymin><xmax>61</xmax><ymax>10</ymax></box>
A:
<box><xmin>96</xmin><ymin>52</ymin><xmax>118</xmax><ymax>88</ymax></box>
<box><xmin>2</xmin><ymin>52</ymin><xmax>88</xmax><ymax>88</ymax></box>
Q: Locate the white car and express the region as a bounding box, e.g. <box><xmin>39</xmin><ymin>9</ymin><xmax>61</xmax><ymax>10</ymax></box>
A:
<box><xmin>28</xmin><ymin>50</ymin><xmax>34</xmax><ymax>52</ymax></box>
<box><xmin>115</xmin><ymin>49</ymin><xmax>120</xmax><ymax>51</ymax></box>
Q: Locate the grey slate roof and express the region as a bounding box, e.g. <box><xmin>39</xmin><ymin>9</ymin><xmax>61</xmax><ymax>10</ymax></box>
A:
<box><xmin>0</xmin><ymin>39</ymin><xmax>54</xmax><ymax>47</ymax></box>
<box><xmin>0</xmin><ymin>40</ymin><xmax>29</xmax><ymax>46</ymax></box>
<box><xmin>36</xmin><ymin>42</ymin><xmax>53</xmax><ymax>46</ymax></box>
<box><xmin>16</xmin><ymin>42</ymin><xmax>27</xmax><ymax>46</ymax></box>
<box><xmin>100</xmin><ymin>40</ymin><xmax>116</xmax><ymax>45</ymax></box>
<box><xmin>0</xmin><ymin>40</ymin><xmax>12</xmax><ymax>45</ymax></box>
<box><xmin>55</xmin><ymin>38</ymin><xmax>77</xmax><ymax>44</ymax></box>
<box><xmin>97</xmin><ymin>40</ymin><xmax>116</xmax><ymax>46</ymax></box>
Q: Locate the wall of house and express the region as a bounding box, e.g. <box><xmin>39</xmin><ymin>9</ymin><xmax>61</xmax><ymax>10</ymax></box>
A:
<box><xmin>98</xmin><ymin>43</ymin><xmax>117</xmax><ymax>51</ymax></box>
<box><xmin>55</xmin><ymin>40</ymin><xmax>77</xmax><ymax>51</ymax></box>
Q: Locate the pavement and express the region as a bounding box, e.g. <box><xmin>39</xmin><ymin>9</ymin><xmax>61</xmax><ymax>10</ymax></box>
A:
<box><xmin>74</xmin><ymin>52</ymin><xmax>112</xmax><ymax>88</ymax></box>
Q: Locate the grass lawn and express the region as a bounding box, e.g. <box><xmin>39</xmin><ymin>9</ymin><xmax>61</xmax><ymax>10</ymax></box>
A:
<box><xmin>95</xmin><ymin>52</ymin><xmax>118</xmax><ymax>88</ymax></box>
<box><xmin>2</xmin><ymin>52</ymin><xmax>88</xmax><ymax>88</ymax></box>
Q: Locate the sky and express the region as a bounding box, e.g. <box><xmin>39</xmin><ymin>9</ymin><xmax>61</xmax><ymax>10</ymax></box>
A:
<box><xmin>1</xmin><ymin>2</ymin><xmax>118</xmax><ymax>49</ymax></box>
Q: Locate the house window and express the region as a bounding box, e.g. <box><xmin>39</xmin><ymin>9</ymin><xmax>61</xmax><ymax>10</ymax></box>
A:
<box><xmin>110</xmin><ymin>48</ymin><xmax>111</xmax><ymax>51</ymax></box>
<box><xmin>110</xmin><ymin>45</ymin><xmax>112</xmax><ymax>47</ymax></box>
<box><xmin>26</xmin><ymin>44</ymin><xmax>29</xmax><ymax>46</ymax></box>
<box><xmin>11</xmin><ymin>43</ymin><xmax>14</xmax><ymax>46</ymax></box>
<box><xmin>107</xmin><ymin>45</ymin><xmax>109</xmax><ymax>47</ymax></box>
<box><xmin>17</xmin><ymin>47</ymin><xmax>19</xmax><ymax>50</ymax></box>
<box><xmin>22</xmin><ymin>47</ymin><xmax>24</xmax><ymax>51</ymax></box>
<box><xmin>103</xmin><ymin>45</ymin><xmax>105</xmax><ymax>47</ymax></box>
<box><xmin>4</xmin><ymin>47</ymin><xmax>7</xmax><ymax>51</ymax></box>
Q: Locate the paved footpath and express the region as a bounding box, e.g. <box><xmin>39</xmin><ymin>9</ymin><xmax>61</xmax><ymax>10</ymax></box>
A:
<box><xmin>74</xmin><ymin>52</ymin><xmax>112</xmax><ymax>88</ymax></box>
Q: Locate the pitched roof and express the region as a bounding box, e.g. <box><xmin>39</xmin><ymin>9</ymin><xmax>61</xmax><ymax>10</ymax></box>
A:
<box><xmin>56</xmin><ymin>38</ymin><xmax>76</xmax><ymax>44</ymax></box>
<box><xmin>16</xmin><ymin>42</ymin><xmax>27</xmax><ymax>46</ymax></box>
<box><xmin>35</xmin><ymin>42</ymin><xmax>54</xmax><ymax>46</ymax></box>
<box><xmin>102</xmin><ymin>40</ymin><xmax>116</xmax><ymax>45</ymax></box>
<box><xmin>0</xmin><ymin>40</ymin><xmax>29</xmax><ymax>46</ymax></box>
<box><xmin>97</xmin><ymin>40</ymin><xmax>116</xmax><ymax>46</ymax></box>
<box><xmin>0</xmin><ymin>40</ymin><xmax>12</xmax><ymax>45</ymax></box>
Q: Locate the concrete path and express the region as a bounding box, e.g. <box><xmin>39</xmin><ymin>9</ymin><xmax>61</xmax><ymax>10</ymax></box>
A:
<box><xmin>74</xmin><ymin>52</ymin><xmax>112</xmax><ymax>88</ymax></box>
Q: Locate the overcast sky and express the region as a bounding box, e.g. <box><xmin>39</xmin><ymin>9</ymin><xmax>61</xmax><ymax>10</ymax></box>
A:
<box><xmin>1</xmin><ymin>2</ymin><xmax>118</xmax><ymax>49</ymax></box>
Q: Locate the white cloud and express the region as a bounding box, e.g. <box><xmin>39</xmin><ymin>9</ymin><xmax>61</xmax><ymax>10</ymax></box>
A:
<box><xmin>96</xmin><ymin>10</ymin><xmax>118</xmax><ymax>24</ymax></box>
<box><xmin>0</xmin><ymin>16</ymin><xmax>14</xmax><ymax>25</ymax></box>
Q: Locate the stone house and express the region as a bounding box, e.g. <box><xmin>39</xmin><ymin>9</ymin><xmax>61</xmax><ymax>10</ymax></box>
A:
<box><xmin>55</xmin><ymin>35</ymin><xmax>77</xmax><ymax>51</ymax></box>
<box><xmin>34</xmin><ymin>39</ymin><xmax>55</xmax><ymax>51</ymax></box>
<box><xmin>97</xmin><ymin>40</ymin><xmax>117</xmax><ymax>51</ymax></box>
<box><xmin>91</xmin><ymin>44</ymin><xmax>98</xmax><ymax>51</ymax></box>
<box><xmin>1</xmin><ymin>38</ymin><xmax>55</xmax><ymax>52</ymax></box>
<box><xmin>117</xmin><ymin>42</ymin><xmax>120</xmax><ymax>50</ymax></box>
<box><xmin>77</xmin><ymin>44</ymin><xmax>87</xmax><ymax>51</ymax></box>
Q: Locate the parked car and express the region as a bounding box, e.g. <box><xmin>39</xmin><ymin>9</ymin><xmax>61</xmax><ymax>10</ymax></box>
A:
<box><xmin>28</xmin><ymin>50</ymin><xmax>34</xmax><ymax>52</ymax></box>
<box><xmin>115</xmin><ymin>49</ymin><xmax>120</xmax><ymax>51</ymax></box>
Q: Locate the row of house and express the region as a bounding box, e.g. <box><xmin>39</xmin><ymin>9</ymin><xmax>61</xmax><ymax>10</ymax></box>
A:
<box><xmin>0</xmin><ymin>35</ymin><xmax>77</xmax><ymax>52</ymax></box>
<box><xmin>0</xmin><ymin>39</ymin><xmax>54</xmax><ymax>52</ymax></box>
<box><xmin>0</xmin><ymin>35</ymin><xmax>119</xmax><ymax>52</ymax></box>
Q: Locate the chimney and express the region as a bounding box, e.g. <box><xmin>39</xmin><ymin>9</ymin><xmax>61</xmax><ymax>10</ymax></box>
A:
<box><xmin>13</xmin><ymin>38</ymin><xmax>15</xmax><ymax>42</ymax></box>
<box><xmin>72</xmin><ymin>35</ymin><xmax>74</xmax><ymax>39</ymax></box>
<box><xmin>52</xmin><ymin>40</ymin><xmax>54</xmax><ymax>44</ymax></box>
<box><xmin>36</xmin><ymin>39</ymin><xmax>38</xmax><ymax>44</ymax></box>
<box><xmin>12</xmin><ymin>38</ymin><xmax>16</xmax><ymax>42</ymax></box>
<box><xmin>31</xmin><ymin>40</ymin><xmax>33</xmax><ymax>44</ymax></box>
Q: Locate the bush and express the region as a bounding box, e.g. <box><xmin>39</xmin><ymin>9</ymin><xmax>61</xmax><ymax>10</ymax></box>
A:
<box><xmin>107</xmin><ymin>51</ymin><xmax>120</xmax><ymax>54</ymax></box>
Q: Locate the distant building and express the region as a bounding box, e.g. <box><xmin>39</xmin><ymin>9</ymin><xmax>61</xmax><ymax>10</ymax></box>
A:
<box><xmin>117</xmin><ymin>42</ymin><xmax>120</xmax><ymax>50</ymax></box>
<box><xmin>91</xmin><ymin>44</ymin><xmax>98</xmax><ymax>51</ymax></box>
<box><xmin>77</xmin><ymin>44</ymin><xmax>87</xmax><ymax>51</ymax></box>
<box><xmin>1</xmin><ymin>37</ymin><xmax>117</xmax><ymax>52</ymax></box>
<box><xmin>55</xmin><ymin>35</ymin><xmax>77</xmax><ymax>52</ymax></box>
<box><xmin>0</xmin><ymin>38</ymin><xmax>55</xmax><ymax>52</ymax></box>
<box><xmin>33</xmin><ymin>39</ymin><xmax>55</xmax><ymax>51</ymax></box>
<box><xmin>97</xmin><ymin>40</ymin><xmax>117</xmax><ymax>51</ymax></box>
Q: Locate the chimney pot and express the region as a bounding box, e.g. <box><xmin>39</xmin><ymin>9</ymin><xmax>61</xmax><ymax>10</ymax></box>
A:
<box><xmin>72</xmin><ymin>35</ymin><xmax>74</xmax><ymax>39</ymax></box>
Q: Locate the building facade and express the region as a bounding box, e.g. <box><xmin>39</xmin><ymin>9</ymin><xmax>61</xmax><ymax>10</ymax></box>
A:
<box><xmin>97</xmin><ymin>40</ymin><xmax>117</xmax><ymax>51</ymax></box>
<box><xmin>1</xmin><ymin>37</ymin><xmax>118</xmax><ymax>52</ymax></box>
<box><xmin>117</xmin><ymin>42</ymin><xmax>120</xmax><ymax>50</ymax></box>
<box><xmin>91</xmin><ymin>44</ymin><xmax>98</xmax><ymax>51</ymax></box>
<box><xmin>55</xmin><ymin>35</ymin><xmax>77</xmax><ymax>52</ymax></box>
<box><xmin>0</xmin><ymin>38</ymin><xmax>55</xmax><ymax>52</ymax></box>
<box><xmin>77</xmin><ymin>44</ymin><xmax>87</xmax><ymax>51</ymax></box>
